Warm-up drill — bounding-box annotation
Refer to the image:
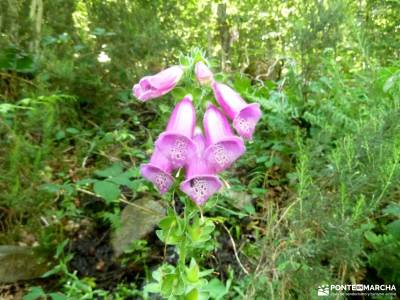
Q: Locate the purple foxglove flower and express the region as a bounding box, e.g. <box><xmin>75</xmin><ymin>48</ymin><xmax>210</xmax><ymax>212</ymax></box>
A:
<box><xmin>212</xmin><ymin>82</ymin><xmax>262</xmax><ymax>140</ymax></box>
<box><xmin>140</xmin><ymin>148</ymin><xmax>174</xmax><ymax>194</ymax></box>
<box><xmin>203</xmin><ymin>104</ymin><xmax>245</xmax><ymax>173</ymax></box>
<box><xmin>195</xmin><ymin>61</ymin><xmax>213</xmax><ymax>85</ymax></box>
<box><xmin>180</xmin><ymin>129</ymin><xmax>222</xmax><ymax>205</ymax></box>
<box><xmin>155</xmin><ymin>95</ymin><xmax>197</xmax><ymax>168</ymax></box>
<box><xmin>132</xmin><ymin>66</ymin><xmax>183</xmax><ymax>101</ymax></box>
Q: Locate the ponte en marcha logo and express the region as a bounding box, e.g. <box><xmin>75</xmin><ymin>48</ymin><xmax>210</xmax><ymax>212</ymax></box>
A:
<box><xmin>317</xmin><ymin>284</ymin><xmax>397</xmax><ymax>296</ymax></box>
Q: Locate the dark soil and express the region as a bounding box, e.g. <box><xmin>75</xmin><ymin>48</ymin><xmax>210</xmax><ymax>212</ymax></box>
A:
<box><xmin>67</xmin><ymin>225</ymin><xmax>128</xmax><ymax>289</ymax></box>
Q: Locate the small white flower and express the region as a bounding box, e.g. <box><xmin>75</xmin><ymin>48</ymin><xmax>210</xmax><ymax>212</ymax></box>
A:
<box><xmin>97</xmin><ymin>51</ymin><xmax>110</xmax><ymax>63</ymax></box>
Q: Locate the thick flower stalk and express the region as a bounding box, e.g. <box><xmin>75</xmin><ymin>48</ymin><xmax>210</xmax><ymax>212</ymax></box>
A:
<box><xmin>203</xmin><ymin>104</ymin><xmax>245</xmax><ymax>173</ymax></box>
<box><xmin>155</xmin><ymin>95</ymin><xmax>197</xmax><ymax>169</ymax></box>
<box><xmin>133</xmin><ymin>66</ymin><xmax>183</xmax><ymax>101</ymax></box>
<box><xmin>140</xmin><ymin>148</ymin><xmax>174</xmax><ymax>194</ymax></box>
<box><xmin>195</xmin><ymin>61</ymin><xmax>213</xmax><ymax>85</ymax></box>
<box><xmin>180</xmin><ymin>129</ymin><xmax>222</xmax><ymax>205</ymax></box>
<box><xmin>212</xmin><ymin>82</ymin><xmax>261</xmax><ymax>140</ymax></box>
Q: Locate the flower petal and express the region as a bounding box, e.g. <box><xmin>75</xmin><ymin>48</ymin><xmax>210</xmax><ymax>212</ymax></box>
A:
<box><xmin>180</xmin><ymin>175</ymin><xmax>222</xmax><ymax>205</ymax></box>
<box><xmin>141</xmin><ymin>163</ymin><xmax>174</xmax><ymax>194</ymax></box>
<box><xmin>204</xmin><ymin>136</ymin><xmax>245</xmax><ymax>172</ymax></box>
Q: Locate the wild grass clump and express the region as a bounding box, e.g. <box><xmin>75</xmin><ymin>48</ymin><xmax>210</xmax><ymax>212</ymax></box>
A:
<box><xmin>241</xmin><ymin>58</ymin><xmax>400</xmax><ymax>299</ymax></box>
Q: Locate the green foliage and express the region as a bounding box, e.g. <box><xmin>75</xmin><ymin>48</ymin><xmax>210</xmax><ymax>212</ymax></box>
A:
<box><xmin>238</xmin><ymin>55</ymin><xmax>400</xmax><ymax>299</ymax></box>
<box><xmin>1</xmin><ymin>0</ymin><xmax>400</xmax><ymax>299</ymax></box>
<box><xmin>86</xmin><ymin>162</ymin><xmax>140</xmax><ymax>203</ymax></box>
<box><xmin>0</xmin><ymin>46</ymin><xmax>35</xmax><ymax>73</ymax></box>
<box><xmin>365</xmin><ymin>203</ymin><xmax>400</xmax><ymax>286</ymax></box>
<box><xmin>147</xmin><ymin>201</ymin><xmax>222</xmax><ymax>299</ymax></box>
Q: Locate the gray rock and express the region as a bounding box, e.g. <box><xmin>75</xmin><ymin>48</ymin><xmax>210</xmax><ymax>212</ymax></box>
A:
<box><xmin>0</xmin><ymin>246</ymin><xmax>48</xmax><ymax>283</ymax></box>
<box><xmin>226</xmin><ymin>190</ymin><xmax>254</xmax><ymax>209</ymax></box>
<box><xmin>112</xmin><ymin>198</ymin><xmax>166</xmax><ymax>256</ymax></box>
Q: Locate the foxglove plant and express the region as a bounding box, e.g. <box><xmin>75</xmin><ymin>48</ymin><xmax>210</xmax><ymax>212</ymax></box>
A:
<box><xmin>133</xmin><ymin>66</ymin><xmax>183</xmax><ymax>101</ymax></box>
<box><xmin>180</xmin><ymin>128</ymin><xmax>222</xmax><ymax>205</ymax></box>
<box><xmin>203</xmin><ymin>103</ymin><xmax>245</xmax><ymax>173</ymax></box>
<box><xmin>212</xmin><ymin>82</ymin><xmax>262</xmax><ymax>140</ymax></box>
<box><xmin>155</xmin><ymin>95</ymin><xmax>197</xmax><ymax>169</ymax></box>
<box><xmin>140</xmin><ymin>148</ymin><xmax>174</xmax><ymax>194</ymax></box>
<box><xmin>135</xmin><ymin>53</ymin><xmax>260</xmax><ymax>299</ymax></box>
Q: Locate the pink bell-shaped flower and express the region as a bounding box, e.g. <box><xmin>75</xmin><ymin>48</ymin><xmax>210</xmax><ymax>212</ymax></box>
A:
<box><xmin>212</xmin><ymin>82</ymin><xmax>261</xmax><ymax>140</ymax></box>
<box><xmin>195</xmin><ymin>61</ymin><xmax>214</xmax><ymax>85</ymax></box>
<box><xmin>140</xmin><ymin>148</ymin><xmax>174</xmax><ymax>194</ymax></box>
<box><xmin>180</xmin><ymin>129</ymin><xmax>223</xmax><ymax>205</ymax></box>
<box><xmin>133</xmin><ymin>66</ymin><xmax>184</xmax><ymax>101</ymax></box>
<box><xmin>155</xmin><ymin>95</ymin><xmax>197</xmax><ymax>169</ymax></box>
<box><xmin>203</xmin><ymin>103</ymin><xmax>245</xmax><ymax>173</ymax></box>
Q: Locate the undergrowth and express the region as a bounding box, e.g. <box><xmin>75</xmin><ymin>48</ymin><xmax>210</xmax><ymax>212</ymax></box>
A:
<box><xmin>1</xmin><ymin>48</ymin><xmax>399</xmax><ymax>299</ymax></box>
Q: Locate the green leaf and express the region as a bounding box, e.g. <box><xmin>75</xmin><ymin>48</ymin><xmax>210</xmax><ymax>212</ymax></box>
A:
<box><xmin>124</xmin><ymin>179</ymin><xmax>141</xmax><ymax>190</ymax></box>
<box><xmin>383</xmin><ymin>203</ymin><xmax>400</xmax><ymax>217</ymax></box>
<box><xmin>203</xmin><ymin>278</ymin><xmax>227</xmax><ymax>300</ymax></box>
<box><xmin>159</xmin><ymin>103</ymin><xmax>171</xmax><ymax>114</ymax></box>
<box><xmin>186</xmin><ymin>259</ymin><xmax>200</xmax><ymax>283</ymax></box>
<box><xmin>49</xmin><ymin>293</ymin><xmax>68</xmax><ymax>300</ymax></box>
<box><xmin>144</xmin><ymin>283</ymin><xmax>160</xmax><ymax>293</ymax></box>
<box><xmin>256</xmin><ymin>156</ymin><xmax>269</xmax><ymax>163</ymax></box>
<box><xmin>66</xmin><ymin>127</ymin><xmax>80</xmax><ymax>135</ymax></box>
<box><xmin>364</xmin><ymin>231</ymin><xmax>380</xmax><ymax>245</ymax></box>
<box><xmin>55</xmin><ymin>130</ymin><xmax>66</xmax><ymax>140</ymax></box>
<box><xmin>387</xmin><ymin>220</ymin><xmax>400</xmax><ymax>239</ymax></box>
<box><xmin>155</xmin><ymin>229</ymin><xmax>165</xmax><ymax>243</ymax></box>
<box><xmin>94</xmin><ymin>181</ymin><xmax>120</xmax><ymax>203</ymax></box>
<box><xmin>109</xmin><ymin>173</ymin><xmax>132</xmax><ymax>186</ymax></box>
<box><xmin>159</xmin><ymin>216</ymin><xmax>176</xmax><ymax>230</ymax></box>
<box><xmin>243</xmin><ymin>203</ymin><xmax>256</xmax><ymax>214</ymax></box>
<box><xmin>42</xmin><ymin>265</ymin><xmax>62</xmax><ymax>278</ymax></box>
<box><xmin>161</xmin><ymin>274</ymin><xmax>175</xmax><ymax>296</ymax></box>
<box><xmin>152</xmin><ymin>266</ymin><xmax>162</xmax><ymax>282</ymax></box>
<box><xmin>0</xmin><ymin>103</ymin><xmax>18</xmax><ymax>114</ymax></box>
<box><xmin>383</xmin><ymin>72</ymin><xmax>400</xmax><ymax>93</ymax></box>
<box><xmin>56</xmin><ymin>239</ymin><xmax>68</xmax><ymax>257</ymax></box>
<box><xmin>23</xmin><ymin>287</ymin><xmax>45</xmax><ymax>300</ymax></box>
<box><xmin>186</xmin><ymin>288</ymin><xmax>199</xmax><ymax>300</ymax></box>
<box><xmin>95</xmin><ymin>163</ymin><xmax>124</xmax><ymax>178</ymax></box>
<box><xmin>199</xmin><ymin>268</ymin><xmax>214</xmax><ymax>277</ymax></box>
<box><xmin>123</xmin><ymin>167</ymin><xmax>140</xmax><ymax>178</ymax></box>
<box><xmin>172</xmin><ymin>87</ymin><xmax>188</xmax><ymax>100</ymax></box>
<box><xmin>233</xmin><ymin>74</ymin><xmax>251</xmax><ymax>93</ymax></box>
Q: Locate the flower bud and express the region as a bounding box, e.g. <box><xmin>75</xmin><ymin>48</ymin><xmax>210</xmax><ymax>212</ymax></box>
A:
<box><xmin>195</xmin><ymin>61</ymin><xmax>213</xmax><ymax>85</ymax></box>
<box><xmin>133</xmin><ymin>66</ymin><xmax>183</xmax><ymax>101</ymax></box>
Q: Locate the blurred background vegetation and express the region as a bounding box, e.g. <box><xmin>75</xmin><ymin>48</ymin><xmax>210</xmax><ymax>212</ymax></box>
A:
<box><xmin>0</xmin><ymin>0</ymin><xmax>399</xmax><ymax>299</ymax></box>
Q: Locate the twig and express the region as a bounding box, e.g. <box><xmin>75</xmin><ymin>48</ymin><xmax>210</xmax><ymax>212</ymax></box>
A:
<box><xmin>77</xmin><ymin>187</ymin><xmax>162</xmax><ymax>215</ymax></box>
<box><xmin>0</xmin><ymin>71</ymin><xmax>37</xmax><ymax>87</ymax></box>
<box><xmin>40</xmin><ymin>216</ymin><xmax>49</xmax><ymax>227</ymax></box>
<box><xmin>77</xmin><ymin>187</ymin><xmax>96</xmax><ymax>196</ymax></box>
<box><xmin>219</xmin><ymin>222</ymin><xmax>250</xmax><ymax>275</ymax></box>
<box><xmin>271</xmin><ymin>198</ymin><xmax>299</xmax><ymax>234</ymax></box>
<box><xmin>220</xmin><ymin>177</ymin><xmax>231</xmax><ymax>189</ymax></box>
